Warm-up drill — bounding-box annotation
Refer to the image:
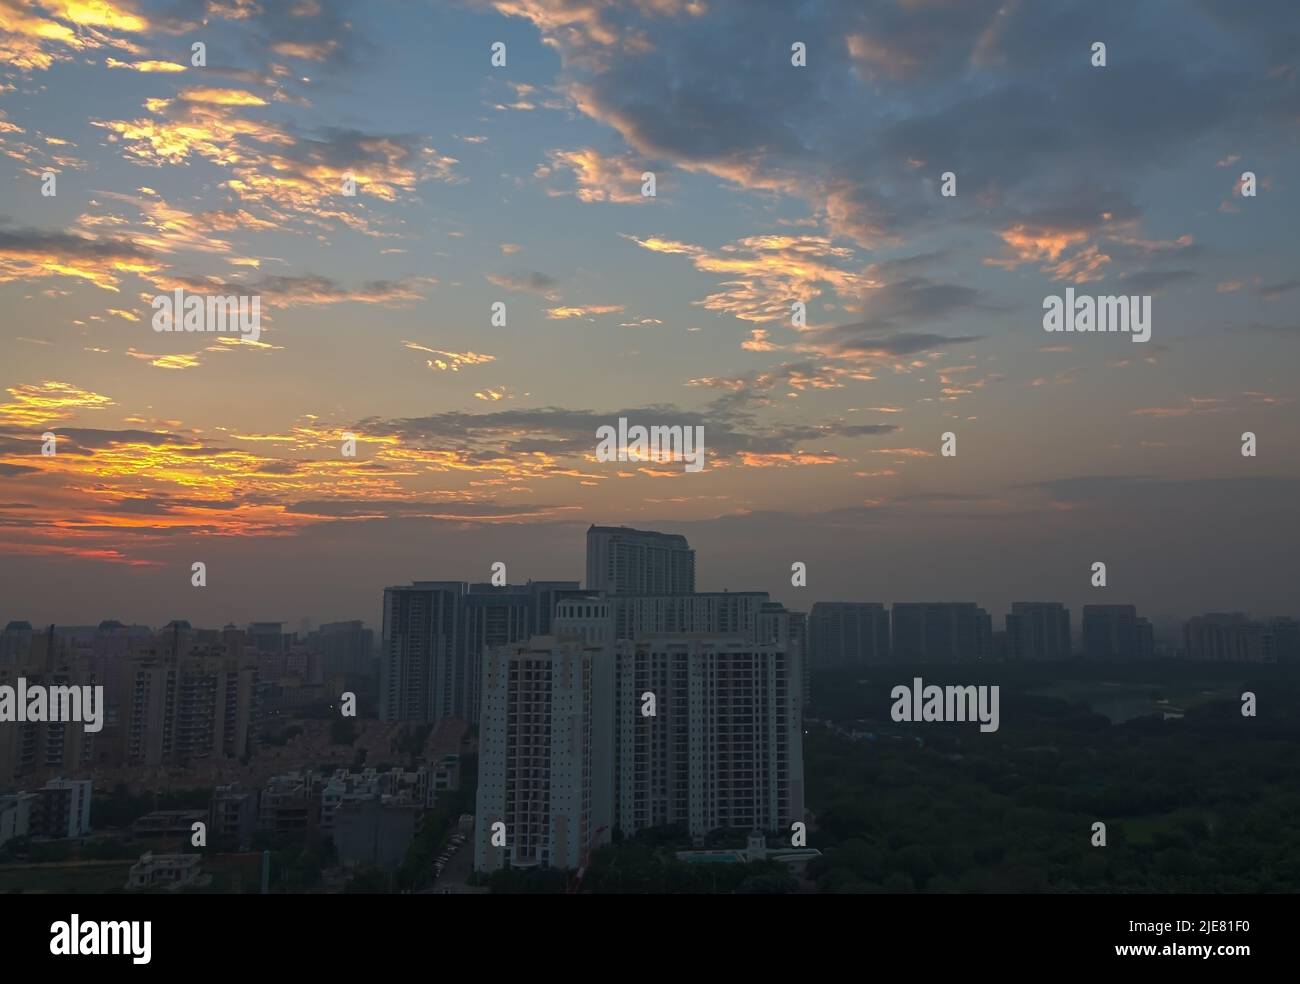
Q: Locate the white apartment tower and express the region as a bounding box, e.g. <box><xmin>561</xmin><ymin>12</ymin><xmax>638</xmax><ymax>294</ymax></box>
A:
<box><xmin>474</xmin><ymin>633</ymin><xmax>614</xmax><ymax>872</ymax></box>
<box><xmin>586</xmin><ymin>526</ymin><xmax>695</xmax><ymax>596</ymax></box>
<box><xmin>615</xmin><ymin>636</ymin><xmax>804</xmax><ymax>839</ymax></box>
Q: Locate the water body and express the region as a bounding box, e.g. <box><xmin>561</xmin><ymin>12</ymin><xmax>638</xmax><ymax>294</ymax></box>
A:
<box><xmin>1029</xmin><ymin>681</ymin><xmax>1226</xmax><ymax>724</ymax></box>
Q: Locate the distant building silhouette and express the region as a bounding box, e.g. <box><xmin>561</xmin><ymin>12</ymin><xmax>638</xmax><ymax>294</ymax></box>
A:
<box><xmin>586</xmin><ymin>525</ymin><xmax>695</xmax><ymax>596</ymax></box>
<box><xmin>808</xmin><ymin>602</ymin><xmax>890</xmax><ymax>667</ymax></box>
<box><xmin>1006</xmin><ymin>603</ymin><xmax>1072</xmax><ymax>661</ymax></box>
<box><xmin>1184</xmin><ymin>613</ymin><xmax>1299</xmax><ymax>662</ymax></box>
<box><xmin>380</xmin><ymin>580</ymin><xmax>579</xmax><ymax>726</ymax></box>
<box><xmin>891</xmin><ymin>603</ymin><xmax>992</xmax><ymax>662</ymax></box>
<box><xmin>1082</xmin><ymin>605</ymin><xmax>1154</xmax><ymax>660</ymax></box>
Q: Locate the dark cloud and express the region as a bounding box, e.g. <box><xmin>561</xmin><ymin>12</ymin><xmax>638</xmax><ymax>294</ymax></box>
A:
<box><xmin>502</xmin><ymin>0</ymin><xmax>1299</xmax><ymax>247</ymax></box>
<box><xmin>485</xmin><ymin>271</ymin><xmax>561</xmax><ymax>295</ymax></box>
<box><xmin>1119</xmin><ymin>270</ymin><xmax>1200</xmax><ymax>293</ymax></box>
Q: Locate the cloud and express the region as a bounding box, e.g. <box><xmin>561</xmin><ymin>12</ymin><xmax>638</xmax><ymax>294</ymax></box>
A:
<box><xmin>537</xmin><ymin>147</ymin><xmax>653</xmax><ymax>203</ymax></box>
<box><xmin>0</xmin><ymin>0</ymin><xmax>148</xmax><ymax>72</ymax></box>
<box><xmin>105</xmin><ymin>56</ymin><xmax>186</xmax><ymax>72</ymax></box>
<box><xmin>93</xmin><ymin>98</ymin><xmax>459</xmax><ymax>234</ymax></box>
<box><xmin>402</xmin><ymin>341</ymin><xmax>496</xmax><ymax>371</ymax></box>
<box><xmin>627</xmin><ymin>233</ymin><xmax>872</xmax><ymax>323</ymax></box>
<box><xmin>486</xmin><ymin>271</ymin><xmax>561</xmax><ymax>299</ymax></box>
<box><xmin>546</xmin><ymin>304</ymin><xmax>624</xmax><ymax>319</ymax></box>
<box><xmin>0</xmin><ymin>223</ymin><xmax>163</xmax><ymax>291</ymax></box>
<box><xmin>0</xmin><ymin>381</ymin><xmax>115</xmax><ymax>427</ymax></box>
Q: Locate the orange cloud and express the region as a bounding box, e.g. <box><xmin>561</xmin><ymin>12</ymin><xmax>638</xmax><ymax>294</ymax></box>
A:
<box><xmin>0</xmin><ymin>381</ymin><xmax>114</xmax><ymax>427</ymax></box>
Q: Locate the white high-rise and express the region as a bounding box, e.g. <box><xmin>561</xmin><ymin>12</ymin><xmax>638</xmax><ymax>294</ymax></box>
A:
<box><xmin>615</xmin><ymin>636</ymin><xmax>803</xmax><ymax>839</ymax></box>
<box><xmin>586</xmin><ymin>525</ymin><xmax>695</xmax><ymax>596</ymax></box>
<box><xmin>474</xmin><ymin>631</ymin><xmax>614</xmax><ymax>873</ymax></box>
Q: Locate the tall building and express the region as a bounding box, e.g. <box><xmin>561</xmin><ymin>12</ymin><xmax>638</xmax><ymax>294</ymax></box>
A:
<box><xmin>1082</xmin><ymin>605</ymin><xmax>1154</xmax><ymax>660</ymax></box>
<box><xmin>614</xmin><ymin>636</ymin><xmax>804</xmax><ymax>839</ymax></box>
<box><xmin>0</xmin><ymin>621</ymin><xmax>33</xmax><ymax>665</ymax></box>
<box><xmin>0</xmin><ymin>792</ymin><xmax>35</xmax><ymax>848</ymax></box>
<box><xmin>246</xmin><ymin>622</ymin><xmax>287</xmax><ymax>655</ymax></box>
<box><xmin>120</xmin><ymin>636</ymin><xmax>258</xmax><ymax>766</ymax></box>
<box><xmin>807</xmin><ymin>602</ymin><xmax>890</xmax><ymax>667</ymax></box>
<box><xmin>609</xmin><ymin>590</ymin><xmax>768</xmax><ymax>641</ymax></box>
<box><xmin>380</xmin><ymin>581</ymin><xmax>464</xmax><ymax>724</ymax></box>
<box><xmin>317</xmin><ymin>620</ymin><xmax>374</xmax><ymax>680</ymax></box>
<box><xmin>474</xmin><ymin>633</ymin><xmax>614</xmax><ymax>872</ymax></box>
<box><xmin>0</xmin><ymin>630</ymin><xmax>101</xmax><ymax>783</ymax></box>
<box><xmin>586</xmin><ymin>525</ymin><xmax>695</xmax><ymax>596</ymax></box>
<box><xmin>891</xmin><ymin>603</ymin><xmax>993</xmax><ymax>663</ymax></box>
<box><xmin>1005</xmin><ymin>603</ymin><xmax>1072</xmax><ymax>661</ymax></box>
<box><xmin>380</xmin><ymin>580</ymin><xmax>579</xmax><ymax>725</ymax></box>
<box><xmin>1183</xmin><ymin>613</ymin><xmax>1296</xmax><ymax>662</ymax></box>
<box><xmin>29</xmin><ymin>778</ymin><xmax>93</xmax><ymax>839</ymax></box>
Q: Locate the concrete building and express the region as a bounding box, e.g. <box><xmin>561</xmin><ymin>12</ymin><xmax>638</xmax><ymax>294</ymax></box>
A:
<box><xmin>586</xmin><ymin>525</ymin><xmax>695</xmax><ymax>596</ymax></box>
<box><xmin>1005</xmin><ymin>603</ymin><xmax>1072</xmax><ymax>661</ymax></box>
<box><xmin>0</xmin><ymin>632</ymin><xmax>101</xmax><ymax>783</ymax></box>
<box><xmin>610</xmin><ymin>591</ymin><xmax>769</xmax><ymax>642</ymax></box>
<box><xmin>119</xmin><ymin>634</ymin><xmax>258</xmax><ymax>767</ymax></box>
<box><xmin>380</xmin><ymin>580</ymin><xmax>579</xmax><ymax>726</ymax></box>
<box><xmin>334</xmin><ymin>800</ymin><xmax>420</xmax><ymax>872</ymax></box>
<box><xmin>891</xmin><ymin>603</ymin><xmax>993</xmax><ymax>663</ymax></box>
<box><xmin>614</xmin><ymin>636</ymin><xmax>804</xmax><ymax>839</ymax></box>
<box><xmin>320</xmin><ymin>770</ymin><xmax>382</xmax><ymax>834</ymax></box>
<box><xmin>1082</xmin><ymin>605</ymin><xmax>1154</xmax><ymax>660</ymax></box>
<box><xmin>29</xmin><ymin>778</ymin><xmax>92</xmax><ymax>839</ymax></box>
<box><xmin>258</xmin><ymin>773</ymin><xmax>319</xmax><ymax>836</ymax></box>
<box><xmin>380</xmin><ymin>581</ymin><xmax>463</xmax><ymax>725</ymax></box>
<box><xmin>211</xmin><ymin>785</ymin><xmax>258</xmax><ymax>850</ymax></box>
<box><xmin>0</xmin><ymin>621</ymin><xmax>33</xmax><ymax>665</ymax></box>
<box><xmin>474</xmin><ymin>633</ymin><xmax>614</xmax><ymax>872</ymax></box>
<box><xmin>126</xmin><ymin>851</ymin><xmax>202</xmax><ymax>890</ymax></box>
<box><xmin>1184</xmin><ymin>613</ymin><xmax>1297</xmax><ymax>663</ymax></box>
<box><xmin>132</xmin><ymin>809</ymin><xmax>207</xmax><ymax>841</ymax></box>
<box><xmin>807</xmin><ymin>602</ymin><xmax>890</xmax><ymax>667</ymax></box>
<box><xmin>0</xmin><ymin>792</ymin><xmax>34</xmax><ymax>848</ymax></box>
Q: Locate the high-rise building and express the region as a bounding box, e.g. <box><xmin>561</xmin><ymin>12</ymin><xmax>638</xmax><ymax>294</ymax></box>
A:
<box><xmin>317</xmin><ymin>620</ymin><xmax>374</xmax><ymax>680</ymax></box>
<box><xmin>1082</xmin><ymin>605</ymin><xmax>1154</xmax><ymax>660</ymax></box>
<box><xmin>0</xmin><ymin>630</ymin><xmax>101</xmax><ymax>783</ymax></box>
<box><xmin>29</xmin><ymin>778</ymin><xmax>92</xmax><ymax>839</ymax></box>
<box><xmin>891</xmin><ymin>603</ymin><xmax>993</xmax><ymax>663</ymax></box>
<box><xmin>0</xmin><ymin>792</ymin><xmax>35</xmax><ymax>848</ymax></box>
<box><xmin>808</xmin><ymin>602</ymin><xmax>890</xmax><ymax>667</ymax></box>
<box><xmin>246</xmin><ymin>622</ymin><xmax>287</xmax><ymax>656</ymax></box>
<box><xmin>609</xmin><ymin>590</ymin><xmax>767</xmax><ymax>641</ymax></box>
<box><xmin>120</xmin><ymin>635</ymin><xmax>258</xmax><ymax>766</ymax></box>
<box><xmin>0</xmin><ymin>621</ymin><xmax>33</xmax><ymax>665</ymax></box>
<box><xmin>763</xmin><ymin>605</ymin><xmax>809</xmax><ymax>707</ymax></box>
<box><xmin>1183</xmin><ymin>613</ymin><xmax>1296</xmax><ymax>662</ymax></box>
<box><xmin>586</xmin><ymin>525</ymin><xmax>695</xmax><ymax>596</ymax></box>
<box><xmin>1267</xmin><ymin>618</ymin><xmax>1300</xmax><ymax>663</ymax></box>
<box><xmin>474</xmin><ymin>633</ymin><xmax>614</xmax><ymax>872</ymax></box>
<box><xmin>1005</xmin><ymin>603</ymin><xmax>1072</xmax><ymax>661</ymax></box>
<box><xmin>614</xmin><ymin>636</ymin><xmax>804</xmax><ymax>839</ymax></box>
<box><xmin>380</xmin><ymin>581</ymin><xmax>464</xmax><ymax>724</ymax></box>
<box><xmin>380</xmin><ymin>580</ymin><xmax>579</xmax><ymax>725</ymax></box>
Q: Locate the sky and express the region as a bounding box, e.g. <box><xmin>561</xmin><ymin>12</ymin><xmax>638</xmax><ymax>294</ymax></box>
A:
<box><xmin>0</xmin><ymin>0</ymin><xmax>1297</xmax><ymax>630</ymax></box>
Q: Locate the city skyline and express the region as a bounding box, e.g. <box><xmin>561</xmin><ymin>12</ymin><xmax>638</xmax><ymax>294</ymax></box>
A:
<box><xmin>6</xmin><ymin>521</ymin><xmax>1294</xmax><ymax>659</ymax></box>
